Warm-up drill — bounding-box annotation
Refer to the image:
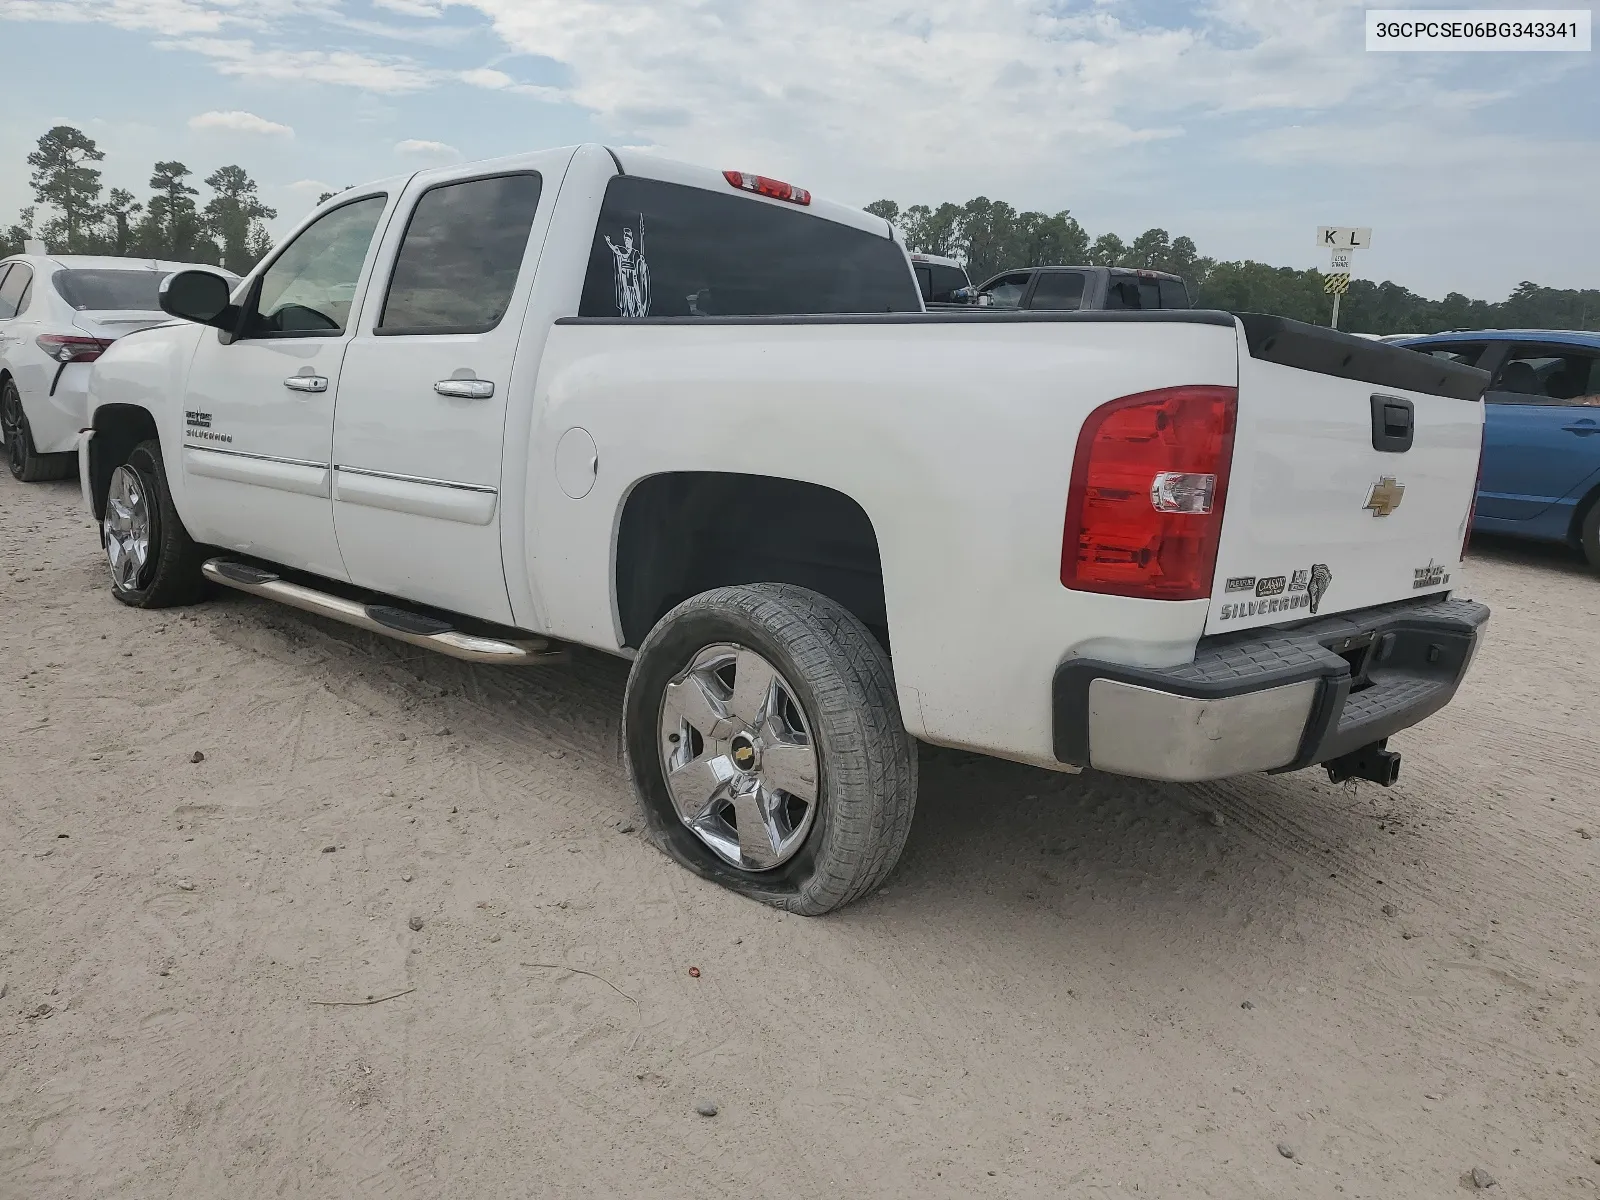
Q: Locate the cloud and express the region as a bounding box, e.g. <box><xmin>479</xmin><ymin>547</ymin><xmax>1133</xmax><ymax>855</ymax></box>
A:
<box><xmin>285</xmin><ymin>178</ymin><xmax>334</xmax><ymax>194</ymax></box>
<box><xmin>459</xmin><ymin>66</ymin><xmax>512</xmax><ymax>89</ymax></box>
<box><xmin>167</xmin><ymin>37</ymin><xmax>438</xmax><ymax>92</ymax></box>
<box><xmin>188</xmin><ymin>109</ymin><xmax>293</xmax><ymax>136</ymax></box>
<box><xmin>371</xmin><ymin>0</ymin><xmax>440</xmax><ymax>14</ymax></box>
<box><xmin>394</xmin><ymin>138</ymin><xmax>460</xmax><ymax>159</ymax></box>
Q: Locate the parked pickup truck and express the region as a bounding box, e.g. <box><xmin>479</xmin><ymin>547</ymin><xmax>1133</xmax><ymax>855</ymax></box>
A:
<box><xmin>79</xmin><ymin>145</ymin><xmax>1491</xmax><ymax>914</ymax></box>
<box><xmin>977</xmin><ymin>265</ymin><xmax>1192</xmax><ymax>312</ymax></box>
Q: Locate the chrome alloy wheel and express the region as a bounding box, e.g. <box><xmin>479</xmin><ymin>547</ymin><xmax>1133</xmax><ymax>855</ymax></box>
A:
<box><xmin>658</xmin><ymin>643</ymin><xmax>820</xmax><ymax>871</ymax></box>
<box><xmin>104</xmin><ymin>464</ymin><xmax>153</xmax><ymax>591</ymax></box>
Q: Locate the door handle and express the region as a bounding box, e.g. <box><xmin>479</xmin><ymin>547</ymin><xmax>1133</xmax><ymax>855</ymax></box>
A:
<box><xmin>1562</xmin><ymin>420</ymin><xmax>1600</xmax><ymax>435</ymax></box>
<box><xmin>283</xmin><ymin>375</ymin><xmax>329</xmax><ymax>393</ymax></box>
<box><xmin>434</xmin><ymin>379</ymin><xmax>495</xmax><ymax>400</ymax></box>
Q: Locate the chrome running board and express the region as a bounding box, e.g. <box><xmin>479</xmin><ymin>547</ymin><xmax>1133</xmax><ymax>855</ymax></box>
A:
<box><xmin>201</xmin><ymin>558</ymin><xmax>567</xmax><ymax>666</ymax></box>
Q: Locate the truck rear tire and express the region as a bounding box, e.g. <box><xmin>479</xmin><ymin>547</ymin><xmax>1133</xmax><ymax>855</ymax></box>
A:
<box><xmin>2</xmin><ymin>379</ymin><xmax>76</xmax><ymax>483</ymax></box>
<box><xmin>105</xmin><ymin>438</ymin><xmax>209</xmax><ymax>608</ymax></box>
<box><xmin>623</xmin><ymin>583</ymin><xmax>916</xmax><ymax>915</ymax></box>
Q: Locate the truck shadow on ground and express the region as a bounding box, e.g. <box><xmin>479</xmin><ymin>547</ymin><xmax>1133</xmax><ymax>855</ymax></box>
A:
<box><xmin>218</xmin><ymin>598</ymin><xmax>1409</xmax><ymax>936</ymax></box>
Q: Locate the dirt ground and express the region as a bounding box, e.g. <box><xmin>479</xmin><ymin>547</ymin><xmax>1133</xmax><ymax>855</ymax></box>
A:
<box><xmin>2</xmin><ymin>471</ymin><xmax>1598</xmax><ymax>1200</ymax></box>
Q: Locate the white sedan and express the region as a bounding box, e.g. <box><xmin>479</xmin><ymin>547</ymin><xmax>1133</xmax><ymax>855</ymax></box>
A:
<box><xmin>0</xmin><ymin>253</ymin><xmax>237</xmax><ymax>481</ymax></box>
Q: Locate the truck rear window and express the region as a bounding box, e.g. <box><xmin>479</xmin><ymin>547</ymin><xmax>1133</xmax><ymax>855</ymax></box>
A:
<box><xmin>52</xmin><ymin>269</ymin><xmax>165</xmax><ymax>311</ymax></box>
<box><xmin>579</xmin><ymin>176</ymin><xmax>919</xmax><ymax>318</ymax></box>
<box><xmin>1105</xmin><ymin>275</ymin><xmax>1190</xmax><ymax>311</ymax></box>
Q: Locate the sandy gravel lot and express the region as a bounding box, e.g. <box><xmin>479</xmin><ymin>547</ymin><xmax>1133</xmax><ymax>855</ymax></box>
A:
<box><xmin>2</xmin><ymin>470</ymin><xmax>1598</xmax><ymax>1199</ymax></box>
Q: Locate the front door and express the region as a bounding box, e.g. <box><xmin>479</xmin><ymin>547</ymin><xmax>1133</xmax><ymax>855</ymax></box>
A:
<box><xmin>331</xmin><ymin>153</ymin><xmax>568</xmax><ymax>624</ymax></box>
<box><xmin>179</xmin><ymin>193</ymin><xmax>394</xmax><ymax>578</ymax></box>
<box><xmin>1477</xmin><ymin>341</ymin><xmax>1600</xmax><ymax>523</ymax></box>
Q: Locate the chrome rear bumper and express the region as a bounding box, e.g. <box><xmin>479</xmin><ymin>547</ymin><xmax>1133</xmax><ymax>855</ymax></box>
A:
<box><xmin>1053</xmin><ymin>596</ymin><xmax>1489</xmax><ymax>782</ymax></box>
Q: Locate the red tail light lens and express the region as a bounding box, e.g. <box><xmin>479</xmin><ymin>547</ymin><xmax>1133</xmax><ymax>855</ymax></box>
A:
<box><xmin>722</xmin><ymin>170</ymin><xmax>811</xmax><ymax>206</ymax></box>
<box><xmin>37</xmin><ymin>334</ymin><xmax>114</xmax><ymax>364</ymax></box>
<box><xmin>1062</xmin><ymin>384</ymin><xmax>1238</xmax><ymax>600</ymax></box>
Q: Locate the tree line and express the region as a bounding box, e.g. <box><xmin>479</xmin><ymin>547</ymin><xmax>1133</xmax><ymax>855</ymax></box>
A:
<box><xmin>0</xmin><ymin>126</ymin><xmax>277</xmax><ymax>274</ymax></box>
<box><xmin>865</xmin><ymin>197</ymin><xmax>1599</xmax><ymax>334</ymax></box>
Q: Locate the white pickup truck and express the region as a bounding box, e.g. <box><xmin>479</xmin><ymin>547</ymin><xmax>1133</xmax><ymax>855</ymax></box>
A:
<box><xmin>79</xmin><ymin>144</ymin><xmax>1490</xmax><ymax>914</ymax></box>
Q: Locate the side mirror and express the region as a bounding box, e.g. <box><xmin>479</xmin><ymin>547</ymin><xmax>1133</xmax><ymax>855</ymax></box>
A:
<box><xmin>159</xmin><ymin>270</ymin><xmax>236</xmax><ymax>329</ymax></box>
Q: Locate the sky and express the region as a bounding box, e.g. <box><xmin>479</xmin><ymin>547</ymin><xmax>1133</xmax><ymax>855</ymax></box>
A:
<box><xmin>0</xmin><ymin>0</ymin><xmax>1594</xmax><ymax>299</ymax></box>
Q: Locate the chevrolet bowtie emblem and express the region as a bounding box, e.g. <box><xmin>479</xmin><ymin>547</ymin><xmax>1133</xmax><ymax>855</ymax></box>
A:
<box><xmin>1363</xmin><ymin>476</ymin><xmax>1405</xmax><ymax>517</ymax></box>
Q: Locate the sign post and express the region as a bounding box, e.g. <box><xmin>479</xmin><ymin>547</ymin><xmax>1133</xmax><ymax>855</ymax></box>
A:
<box><xmin>1315</xmin><ymin>228</ymin><xmax>1370</xmax><ymax>330</ymax></box>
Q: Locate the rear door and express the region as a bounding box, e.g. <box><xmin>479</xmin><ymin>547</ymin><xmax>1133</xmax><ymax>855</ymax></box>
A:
<box><xmin>1476</xmin><ymin>341</ymin><xmax>1600</xmax><ymax>523</ymax></box>
<box><xmin>1206</xmin><ymin>318</ymin><xmax>1486</xmax><ymax>634</ymax></box>
<box><xmin>332</xmin><ymin>152</ymin><xmax>567</xmax><ymax>625</ymax></box>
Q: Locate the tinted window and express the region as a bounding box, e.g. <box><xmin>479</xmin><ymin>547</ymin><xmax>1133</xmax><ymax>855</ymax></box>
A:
<box><xmin>914</xmin><ymin>264</ymin><xmax>933</xmax><ymax>302</ymax></box>
<box><xmin>1490</xmin><ymin>345</ymin><xmax>1600</xmax><ymax>406</ymax></box>
<box><xmin>53</xmin><ymin>269</ymin><xmax>167</xmax><ymax>311</ymax></box>
<box><xmin>1158</xmin><ymin>278</ymin><xmax>1190</xmax><ymax>308</ymax></box>
<box><xmin>1030</xmin><ymin>271</ymin><xmax>1086</xmax><ymax>311</ymax></box>
<box><xmin>0</xmin><ymin>264</ymin><xmax>31</xmax><ymax>319</ymax></box>
<box><xmin>249</xmin><ymin>195</ymin><xmax>386</xmax><ymax>336</ymax></box>
<box><xmin>578</xmin><ymin>176</ymin><xmax>918</xmax><ymax>318</ymax></box>
<box><xmin>1104</xmin><ymin>278</ymin><xmax>1141</xmax><ymax>309</ymax></box>
<box><xmin>927</xmin><ymin>264</ymin><xmax>968</xmax><ymax>303</ymax></box>
<box><xmin>980</xmin><ymin>272</ymin><xmax>1032</xmax><ymax>309</ymax></box>
<box><xmin>379</xmin><ymin>173</ymin><xmax>543</xmax><ymax>335</ymax></box>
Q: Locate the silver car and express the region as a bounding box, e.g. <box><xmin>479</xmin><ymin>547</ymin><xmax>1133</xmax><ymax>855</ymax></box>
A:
<box><xmin>0</xmin><ymin>253</ymin><xmax>237</xmax><ymax>481</ymax></box>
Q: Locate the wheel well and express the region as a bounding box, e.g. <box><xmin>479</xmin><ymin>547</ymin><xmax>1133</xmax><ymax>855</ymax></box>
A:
<box><xmin>615</xmin><ymin>472</ymin><xmax>889</xmax><ymax>652</ymax></box>
<box><xmin>88</xmin><ymin>405</ymin><xmax>159</xmax><ymax>520</ymax></box>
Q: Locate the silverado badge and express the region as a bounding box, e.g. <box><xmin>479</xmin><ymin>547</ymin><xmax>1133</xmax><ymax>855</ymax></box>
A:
<box><xmin>1363</xmin><ymin>476</ymin><xmax>1405</xmax><ymax>518</ymax></box>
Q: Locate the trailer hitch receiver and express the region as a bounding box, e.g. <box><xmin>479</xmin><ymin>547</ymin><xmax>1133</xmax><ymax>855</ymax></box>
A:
<box><xmin>1324</xmin><ymin>738</ymin><xmax>1402</xmax><ymax>787</ymax></box>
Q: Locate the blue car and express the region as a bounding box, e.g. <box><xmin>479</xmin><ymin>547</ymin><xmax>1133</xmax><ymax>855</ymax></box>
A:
<box><xmin>1396</xmin><ymin>329</ymin><xmax>1600</xmax><ymax>568</ymax></box>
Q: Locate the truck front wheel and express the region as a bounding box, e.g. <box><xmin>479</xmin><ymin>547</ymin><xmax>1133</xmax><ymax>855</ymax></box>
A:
<box><xmin>104</xmin><ymin>438</ymin><xmax>208</xmax><ymax>608</ymax></box>
<box><xmin>623</xmin><ymin>584</ymin><xmax>916</xmax><ymax>915</ymax></box>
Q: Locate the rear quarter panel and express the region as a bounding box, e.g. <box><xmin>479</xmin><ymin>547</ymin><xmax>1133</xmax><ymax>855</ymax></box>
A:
<box><xmin>521</xmin><ymin>316</ymin><xmax>1241</xmax><ymax>768</ymax></box>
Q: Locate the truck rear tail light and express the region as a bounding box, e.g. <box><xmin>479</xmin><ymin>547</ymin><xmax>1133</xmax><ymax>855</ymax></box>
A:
<box><xmin>1061</xmin><ymin>384</ymin><xmax>1238</xmax><ymax>601</ymax></box>
<box><xmin>722</xmin><ymin>170</ymin><xmax>811</xmax><ymax>206</ymax></box>
<box><xmin>37</xmin><ymin>334</ymin><xmax>113</xmax><ymax>364</ymax></box>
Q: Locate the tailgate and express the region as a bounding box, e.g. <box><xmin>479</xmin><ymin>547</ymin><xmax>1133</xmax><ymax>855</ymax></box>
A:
<box><xmin>1207</xmin><ymin>315</ymin><xmax>1487</xmax><ymax>635</ymax></box>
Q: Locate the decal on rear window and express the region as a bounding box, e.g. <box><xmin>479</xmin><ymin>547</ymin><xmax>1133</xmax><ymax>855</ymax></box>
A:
<box><xmin>603</xmin><ymin>214</ymin><xmax>652</xmax><ymax>317</ymax></box>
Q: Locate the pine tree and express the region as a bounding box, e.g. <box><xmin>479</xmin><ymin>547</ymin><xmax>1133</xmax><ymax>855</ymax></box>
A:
<box><xmin>26</xmin><ymin>126</ymin><xmax>106</xmax><ymax>252</ymax></box>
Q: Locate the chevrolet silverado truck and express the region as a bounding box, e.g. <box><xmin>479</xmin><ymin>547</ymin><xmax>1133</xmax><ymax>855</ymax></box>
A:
<box><xmin>78</xmin><ymin>145</ymin><xmax>1491</xmax><ymax>914</ymax></box>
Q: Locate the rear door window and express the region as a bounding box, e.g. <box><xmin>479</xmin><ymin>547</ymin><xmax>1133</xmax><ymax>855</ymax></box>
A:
<box><xmin>1490</xmin><ymin>344</ymin><xmax>1600</xmax><ymax>406</ymax></box>
<box><xmin>379</xmin><ymin>172</ymin><xmax>543</xmax><ymax>335</ymax></box>
<box><xmin>979</xmin><ymin>272</ymin><xmax>1032</xmax><ymax>309</ymax></box>
<box><xmin>1029</xmin><ymin>271</ymin><xmax>1086</xmax><ymax>310</ymax></box>
<box><xmin>0</xmin><ymin>264</ymin><xmax>32</xmax><ymax>319</ymax></box>
<box><xmin>579</xmin><ymin>177</ymin><xmax>918</xmax><ymax>317</ymax></box>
